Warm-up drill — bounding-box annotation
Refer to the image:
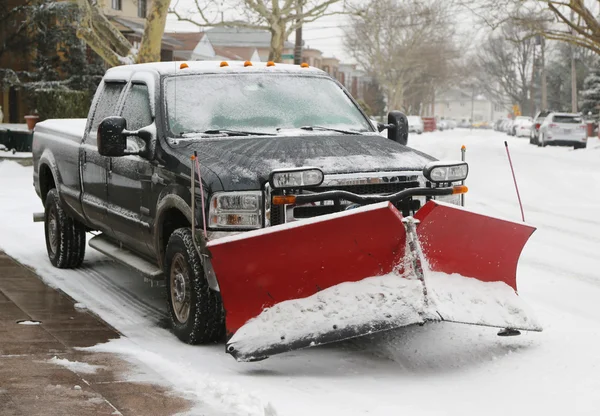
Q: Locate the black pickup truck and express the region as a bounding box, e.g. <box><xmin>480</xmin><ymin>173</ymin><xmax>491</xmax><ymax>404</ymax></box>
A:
<box><xmin>32</xmin><ymin>61</ymin><xmax>465</xmax><ymax>345</ymax></box>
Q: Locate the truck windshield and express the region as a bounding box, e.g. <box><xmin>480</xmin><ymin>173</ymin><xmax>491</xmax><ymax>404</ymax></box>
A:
<box><xmin>164</xmin><ymin>74</ymin><xmax>373</xmax><ymax>136</ymax></box>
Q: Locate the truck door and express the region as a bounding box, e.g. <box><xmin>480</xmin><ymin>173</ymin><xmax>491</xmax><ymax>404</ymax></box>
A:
<box><xmin>81</xmin><ymin>81</ymin><xmax>126</xmax><ymax>232</ymax></box>
<box><xmin>106</xmin><ymin>82</ymin><xmax>154</xmax><ymax>257</ymax></box>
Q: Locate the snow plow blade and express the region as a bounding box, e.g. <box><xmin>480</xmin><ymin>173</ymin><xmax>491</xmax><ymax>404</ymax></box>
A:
<box><xmin>207</xmin><ymin>200</ymin><xmax>541</xmax><ymax>362</ymax></box>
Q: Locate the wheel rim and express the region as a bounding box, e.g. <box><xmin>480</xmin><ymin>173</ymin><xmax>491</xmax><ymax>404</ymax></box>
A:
<box><xmin>47</xmin><ymin>206</ymin><xmax>58</xmax><ymax>255</ymax></box>
<box><xmin>170</xmin><ymin>253</ymin><xmax>191</xmax><ymax>324</ymax></box>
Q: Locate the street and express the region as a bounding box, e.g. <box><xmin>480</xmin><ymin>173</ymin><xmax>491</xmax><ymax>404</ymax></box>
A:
<box><xmin>1</xmin><ymin>129</ymin><xmax>599</xmax><ymax>415</ymax></box>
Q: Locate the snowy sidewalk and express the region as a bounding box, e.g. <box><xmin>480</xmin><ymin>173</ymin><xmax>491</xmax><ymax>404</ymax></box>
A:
<box><xmin>0</xmin><ymin>251</ymin><xmax>190</xmax><ymax>416</ymax></box>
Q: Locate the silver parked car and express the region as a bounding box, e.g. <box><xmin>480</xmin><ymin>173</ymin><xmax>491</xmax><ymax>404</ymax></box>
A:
<box><xmin>538</xmin><ymin>112</ymin><xmax>587</xmax><ymax>149</ymax></box>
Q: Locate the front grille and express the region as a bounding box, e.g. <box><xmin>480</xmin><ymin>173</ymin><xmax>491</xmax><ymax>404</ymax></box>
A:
<box><xmin>269</xmin><ymin>175</ymin><xmax>424</xmax><ymax>226</ymax></box>
<box><xmin>308</xmin><ymin>181</ymin><xmax>420</xmax><ymax>195</ymax></box>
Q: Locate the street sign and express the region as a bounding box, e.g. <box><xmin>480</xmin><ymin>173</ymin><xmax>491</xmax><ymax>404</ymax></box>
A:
<box><xmin>281</xmin><ymin>54</ymin><xmax>294</xmax><ymax>60</ymax></box>
<box><xmin>512</xmin><ymin>105</ymin><xmax>521</xmax><ymax>116</ymax></box>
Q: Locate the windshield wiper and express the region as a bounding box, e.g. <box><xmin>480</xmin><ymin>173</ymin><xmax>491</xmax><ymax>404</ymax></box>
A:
<box><xmin>297</xmin><ymin>126</ymin><xmax>363</xmax><ymax>135</ymax></box>
<box><xmin>180</xmin><ymin>129</ymin><xmax>275</xmax><ymax>137</ymax></box>
<box><xmin>202</xmin><ymin>129</ymin><xmax>275</xmax><ymax>136</ymax></box>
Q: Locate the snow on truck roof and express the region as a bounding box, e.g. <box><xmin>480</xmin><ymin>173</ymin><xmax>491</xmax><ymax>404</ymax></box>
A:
<box><xmin>105</xmin><ymin>61</ymin><xmax>326</xmax><ymax>78</ymax></box>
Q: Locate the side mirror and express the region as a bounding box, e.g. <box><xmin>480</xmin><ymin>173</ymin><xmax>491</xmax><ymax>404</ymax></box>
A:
<box><xmin>387</xmin><ymin>111</ymin><xmax>409</xmax><ymax>145</ymax></box>
<box><xmin>98</xmin><ymin>116</ymin><xmax>127</xmax><ymax>157</ymax></box>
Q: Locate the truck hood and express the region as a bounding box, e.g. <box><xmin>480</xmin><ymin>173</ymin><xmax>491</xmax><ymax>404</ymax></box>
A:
<box><xmin>172</xmin><ymin>133</ymin><xmax>435</xmax><ymax>191</ymax></box>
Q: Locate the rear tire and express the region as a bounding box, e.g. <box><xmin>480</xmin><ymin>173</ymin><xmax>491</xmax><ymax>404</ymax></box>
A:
<box><xmin>574</xmin><ymin>143</ymin><xmax>586</xmax><ymax>150</ymax></box>
<box><xmin>165</xmin><ymin>227</ymin><xmax>225</xmax><ymax>344</ymax></box>
<box><xmin>44</xmin><ymin>188</ymin><xmax>86</xmax><ymax>268</ymax></box>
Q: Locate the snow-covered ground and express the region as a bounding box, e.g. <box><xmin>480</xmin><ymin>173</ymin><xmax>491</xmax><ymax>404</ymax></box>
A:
<box><xmin>1</xmin><ymin>130</ymin><xmax>599</xmax><ymax>415</ymax></box>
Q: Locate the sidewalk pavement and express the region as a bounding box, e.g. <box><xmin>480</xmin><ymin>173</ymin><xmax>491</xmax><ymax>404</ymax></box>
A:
<box><xmin>0</xmin><ymin>251</ymin><xmax>191</xmax><ymax>415</ymax></box>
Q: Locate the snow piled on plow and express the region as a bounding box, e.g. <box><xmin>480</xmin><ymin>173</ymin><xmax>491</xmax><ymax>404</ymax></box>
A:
<box><xmin>426</xmin><ymin>272</ymin><xmax>542</xmax><ymax>331</ymax></box>
<box><xmin>228</xmin><ymin>270</ymin><xmax>541</xmax><ymax>361</ymax></box>
<box><xmin>228</xmin><ymin>273</ymin><xmax>429</xmax><ymax>360</ymax></box>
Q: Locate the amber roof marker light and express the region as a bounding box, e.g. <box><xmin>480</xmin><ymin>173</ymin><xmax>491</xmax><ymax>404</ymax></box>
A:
<box><xmin>266</xmin><ymin>61</ymin><xmax>276</xmax><ymax>67</ymax></box>
<box><xmin>220</xmin><ymin>61</ymin><xmax>229</xmax><ymax>67</ymax></box>
<box><xmin>301</xmin><ymin>63</ymin><xmax>309</xmax><ymax>68</ymax></box>
<box><xmin>180</xmin><ymin>62</ymin><xmax>189</xmax><ymax>69</ymax></box>
<box><xmin>244</xmin><ymin>61</ymin><xmax>253</xmax><ymax>67</ymax></box>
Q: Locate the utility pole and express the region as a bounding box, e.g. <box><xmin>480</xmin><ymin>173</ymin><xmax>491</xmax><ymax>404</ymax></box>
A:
<box><xmin>541</xmin><ymin>37</ymin><xmax>547</xmax><ymax>110</ymax></box>
<box><xmin>294</xmin><ymin>1</ymin><xmax>303</xmax><ymax>65</ymax></box>
<box><xmin>571</xmin><ymin>9</ymin><xmax>578</xmax><ymax>112</ymax></box>
<box><xmin>530</xmin><ymin>39</ymin><xmax>536</xmax><ymax>117</ymax></box>
<box><xmin>470</xmin><ymin>85</ymin><xmax>475</xmax><ymax>128</ymax></box>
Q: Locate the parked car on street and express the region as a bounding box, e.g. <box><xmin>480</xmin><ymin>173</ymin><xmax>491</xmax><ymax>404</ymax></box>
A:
<box><xmin>515</xmin><ymin>119</ymin><xmax>533</xmax><ymax>137</ymax></box>
<box><xmin>499</xmin><ymin>119</ymin><xmax>512</xmax><ymax>132</ymax></box>
<box><xmin>530</xmin><ymin>110</ymin><xmax>552</xmax><ymax>145</ymax></box>
<box><xmin>537</xmin><ymin>112</ymin><xmax>587</xmax><ymax>149</ymax></box>
<box><xmin>508</xmin><ymin>116</ymin><xmax>532</xmax><ymax>136</ymax></box>
<box><xmin>407</xmin><ymin>115</ymin><xmax>424</xmax><ymax>134</ymax></box>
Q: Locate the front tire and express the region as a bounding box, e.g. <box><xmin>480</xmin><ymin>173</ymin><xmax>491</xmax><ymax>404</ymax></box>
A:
<box><xmin>165</xmin><ymin>228</ymin><xmax>225</xmax><ymax>344</ymax></box>
<box><xmin>44</xmin><ymin>188</ymin><xmax>86</xmax><ymax>268</ymax></box>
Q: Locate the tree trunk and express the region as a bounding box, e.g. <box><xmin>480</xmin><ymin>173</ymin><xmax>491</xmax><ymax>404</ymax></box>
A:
<box><xmin>268</xmin><ymin>23</ymin><xmax>285</xmax><ymax>62</ymax></box>
<box><xmin>137</xmin><ymin>0</ymin><xmax>170</xmax><ymax>63</ymax></box>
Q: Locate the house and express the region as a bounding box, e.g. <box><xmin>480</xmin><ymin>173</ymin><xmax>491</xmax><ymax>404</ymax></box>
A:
<box><xmin>431</xmin><ymin>88</ymin><xmax>509</xmax><ymax>123</ymax></box>
<box><xmin>103</xmin><ymin>0</ymin><xmax>180</xmax><ymax>61</ymax></box>
<box><xmin>338</xmin><ymin>63</ymin><xmax>367</xmax><ymax>101</ymax></box>
<box><xmin>203</xmin><ymin>26</ymin><xmax>294</xmax><ymax>63</ymax></box>
<box><xmin>165</xmin><ymin>32</ymin><xmax>261</xmax><ymax>62</ymax></box>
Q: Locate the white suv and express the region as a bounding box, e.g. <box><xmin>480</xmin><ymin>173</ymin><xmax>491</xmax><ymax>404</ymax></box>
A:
<box><xmin>538</xmin><ymin>113</ymin><xmax>587</xmax><ymax>149</ymax></box>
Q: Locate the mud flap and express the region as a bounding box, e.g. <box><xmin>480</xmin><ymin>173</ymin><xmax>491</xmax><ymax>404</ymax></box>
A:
<box><xmin>208</xmin><ymin>200</ymin><xmax>541</xmax><ymax>362</ymax></box>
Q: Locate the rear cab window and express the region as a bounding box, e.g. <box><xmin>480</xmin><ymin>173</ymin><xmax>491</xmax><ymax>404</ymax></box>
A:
<box><xmin>120</xmin><ymin>83</ymin><xmax>153</xmax><ymax>152</ymax></box>
<box><xmin>87</xmin><ymin>82</ymin><xmax>126</xmax><ymax>145</ymax></box>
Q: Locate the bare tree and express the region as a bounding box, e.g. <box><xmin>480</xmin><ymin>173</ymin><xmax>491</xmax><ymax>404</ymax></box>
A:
<box><xmin>476</xmin><ymin>21</ymin><xmax>536</xmax><ymax>116</ymax></box>
<box><xmin>464</xmin><ymin>1</ymin><xmax>600</xmax><ymax>56</ymax></box>
<box><xmin>75</xmin><ymin>0</ymin><xmax>171</xmax><ymax>66</ymax></box>
<box><xmin>345</xmin><ymin>0</ymin><xmax>459</xmax><ymax>112</ymax></box>
<box><xmin>170</xmin><ymin>0</ymin><xmax>347</xmax><ymax>62</ymax></box>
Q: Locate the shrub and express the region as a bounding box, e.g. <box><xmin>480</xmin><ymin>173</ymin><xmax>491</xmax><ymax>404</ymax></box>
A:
<box><xmin>26</xmin><ymin>88</ymin><xmax>91</xmax><ymax>120</ymax></box>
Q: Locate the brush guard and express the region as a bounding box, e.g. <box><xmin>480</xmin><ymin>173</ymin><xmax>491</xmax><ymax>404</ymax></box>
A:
<box><xmin>206</xmin><ymin>189</ymin><xmax>542</xmax><ymax>362</ymax></box>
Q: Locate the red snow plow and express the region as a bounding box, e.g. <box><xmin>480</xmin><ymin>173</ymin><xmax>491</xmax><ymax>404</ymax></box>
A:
<box><xmin>206</xmin><ymin>172</ymin><xmax>542</xmax><ymax>362</ymax></box>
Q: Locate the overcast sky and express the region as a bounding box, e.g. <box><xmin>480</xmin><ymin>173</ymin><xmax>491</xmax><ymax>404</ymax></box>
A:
<box><xmin>165</xmin><ymin>1</ymin><xmax>482</xmax><ymax>65</ymax></box>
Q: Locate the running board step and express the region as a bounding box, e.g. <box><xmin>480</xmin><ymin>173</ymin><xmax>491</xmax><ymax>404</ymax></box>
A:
<box><xmin>89</xmin><ymin>234</ymin><xmax>164</xmax><ymax>280</ymax></box>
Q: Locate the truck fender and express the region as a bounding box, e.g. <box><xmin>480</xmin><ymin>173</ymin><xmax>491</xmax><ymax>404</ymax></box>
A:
<box><xmin>154</xmin><ymin>193</ymin><xmax>193</xmax><ymax>270</ymax></box>
<box><xmin>37</xmin><ymin>150</ymin><xmax>60</xmax><ymax>203</ymax></box>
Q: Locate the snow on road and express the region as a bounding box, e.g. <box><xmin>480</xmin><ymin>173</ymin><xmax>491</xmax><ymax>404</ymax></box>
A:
<box><xmin>1</xmin><ymin>130</ymin><xmax>599</xmax><ymax>415</ymax></box>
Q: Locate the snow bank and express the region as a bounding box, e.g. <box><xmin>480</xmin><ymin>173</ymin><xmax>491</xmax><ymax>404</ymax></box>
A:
<box><xmin>46</xmin><ymin>356</ymin><xmax>105</xmax><ymax>374</ymax></box>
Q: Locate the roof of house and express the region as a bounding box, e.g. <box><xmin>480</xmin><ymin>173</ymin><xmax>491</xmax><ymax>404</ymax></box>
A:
<box><xmin>205</xmin><ymin>26</ymin><xmax>294</xmax><ymax>48</ymax></box>
<box><xmin>214</xmin><ymin>46</ymin><xmax>256</xmax><ymax>61</ymax></box>
<box><xmin>111</xmin><ymin>17</ymin><xmax>181</xmax><ymax>49</ymax></box>
<box><xmin>167</xmin><ymin>32</ymin><xmax>206</xmax><ymax>51</ymax></box>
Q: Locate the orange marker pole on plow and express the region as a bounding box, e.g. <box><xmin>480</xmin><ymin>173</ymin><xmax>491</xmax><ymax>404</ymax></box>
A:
<box><xmin>504</xmin><ymin>141</ymin><xmax>526</xmax><ymax>222</ymax></box>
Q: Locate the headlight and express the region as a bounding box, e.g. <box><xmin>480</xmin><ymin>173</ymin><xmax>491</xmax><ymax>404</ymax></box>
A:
<box><xmin>423</xmin><ymin>162</ymin><xmax>468</xmax><ymax>183</ymax></box>
<box><xmin>269</xmin><ymin>167</ymin><xmax>324</xmax><ymax>189</ymax></box>
<box><xmin>209</xmin><ymin>191</ymin><xmax>262</xmax><ymax>229</ymax></box>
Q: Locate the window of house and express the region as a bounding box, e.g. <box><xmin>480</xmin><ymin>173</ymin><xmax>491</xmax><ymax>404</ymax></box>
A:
<box><xmin>112</xmin><ymin>0</ymin><xmax>121</xmax><ymax>11</ymax></box>
<box><xmin>88</xmin><ymin>82</ymin><xmax>126</xmax><ymax>145</ymax></box>
<box><xmin>138</xmin><ymin>0</ymin><xmax>147</xmax><ymax>18</ymax></box>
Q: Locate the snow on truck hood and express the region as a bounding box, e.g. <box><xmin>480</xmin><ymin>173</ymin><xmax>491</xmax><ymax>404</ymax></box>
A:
<box><xmin>175</xmin><ymin>133</ymin><xmax>435</xmax><ymax>190</ymax></box>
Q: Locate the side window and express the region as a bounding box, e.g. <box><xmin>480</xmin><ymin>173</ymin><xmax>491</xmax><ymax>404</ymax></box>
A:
<box><xmin>121</xmin><ymin>84</ymin><xmax>153</xmax><ymax>130</ymax></box>
<box><xmin>88</xmin><ymin>82</ymin><xmax>125</xmax><ymax>145</ymax></box>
